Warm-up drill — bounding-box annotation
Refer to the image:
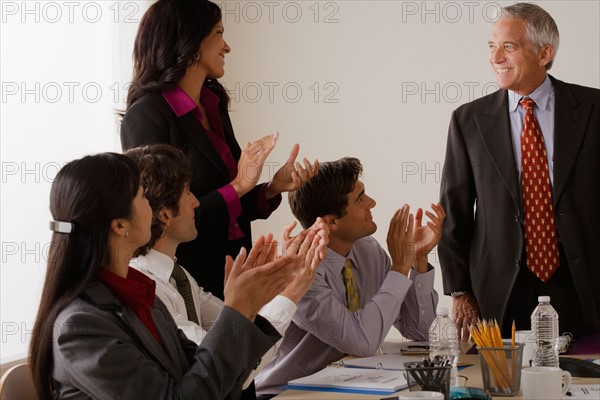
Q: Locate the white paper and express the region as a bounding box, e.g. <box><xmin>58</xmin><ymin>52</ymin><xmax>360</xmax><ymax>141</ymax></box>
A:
<box><xmin>563</xmin><ymin>384</ymin><xmax>600</xmax><ymax>399</ymax></box>
<box><xmin>287</xmin><ymin>366</ymin><xmax>408</xmax><ymax>393</ymax></box>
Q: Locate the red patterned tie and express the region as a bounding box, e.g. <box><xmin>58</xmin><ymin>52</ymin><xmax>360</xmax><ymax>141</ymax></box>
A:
<box><xmin>520</xmin><ymin>97</ymin><xmax>559</xmax><ymax>282</ymax></box>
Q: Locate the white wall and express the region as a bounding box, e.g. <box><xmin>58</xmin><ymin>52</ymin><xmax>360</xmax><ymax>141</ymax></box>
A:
<box><xmin>2</xmin><ymin>0</ymin><xmax>598</xmax><ymax>361</ymax></box>
<box><xmin>1</xmin><ymin>0</ymin><xmax>120</xmax><ymax>362</ymax></box>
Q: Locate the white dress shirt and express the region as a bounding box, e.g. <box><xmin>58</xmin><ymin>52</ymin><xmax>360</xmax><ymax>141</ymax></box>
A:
<box><xmin>130</xmin><ymin>249</ymin><xmax>297</xmax><ymax>388</ymax></box>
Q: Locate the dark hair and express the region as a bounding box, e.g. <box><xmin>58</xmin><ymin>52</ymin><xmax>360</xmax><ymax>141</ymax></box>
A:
<box><xmin>126</xmin><ymin>0</ymin><xmax>228</xmax><ymax>109</ymax></box>
<box><xmin>29</xmin><ymin>153</ymin><xmax>140</xmax><ymax>399</ymax></box>
<box><xmin>501</xmin><ymin>3</ymin><xmax>559</xmax><ymax>70</ymax></box>
<box><xmin>289</xmin><ymin>157</ymin><xmax>363</xmax><ymax>229</ymax></box>
<box><xmin>125</xmin><ymin>144</ymin><xmax>193</xmax><ymax>256</ymax></box>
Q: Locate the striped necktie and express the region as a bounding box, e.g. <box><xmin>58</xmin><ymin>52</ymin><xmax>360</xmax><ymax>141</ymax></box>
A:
<box><xmin>342</xmin><ymin>259</ymin><xmax>360</xmax><ymax>312</ymax></box>
<box><xmin>520</xmin><ymin>97</ymin><xmax>559</xmax><ymax>282</ymax></box>
<box><xmin>171</xmin><ymin>262</ymin><xmax>199</xmax><ymax>324</ymax></box>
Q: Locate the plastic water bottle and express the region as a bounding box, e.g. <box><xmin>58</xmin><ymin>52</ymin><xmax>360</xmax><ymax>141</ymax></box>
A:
<box><xmin>531</xmin><ymin>295</ymin><xmax>559</xmax><ymax>367</ymax></box>
<box><xmin>429</xmin><ymin>307</ymin><xmax>460</xmax><ymax>386</ymax></box>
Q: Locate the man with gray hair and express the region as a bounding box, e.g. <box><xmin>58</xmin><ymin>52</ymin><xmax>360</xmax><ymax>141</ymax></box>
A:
<box><xmin>439</xmin><ymin>2</ymin><xmax>600</xmax><ymax>340</ymax></box>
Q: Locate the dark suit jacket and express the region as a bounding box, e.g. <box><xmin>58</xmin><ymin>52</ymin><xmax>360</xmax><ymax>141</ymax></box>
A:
<box><xmin>120</xmin><ymin>92</ymin><xmax>281</xmax><ymax>298</ymax></box>
<box><xmin>51</xmin><ymin>279</ymin><xmax>280</xmax><ymax>399</ymax></box>
<box><xmin>439</xmin><ymin>76</ymin><xmax>600</xmax><ymax>330</ymax></box>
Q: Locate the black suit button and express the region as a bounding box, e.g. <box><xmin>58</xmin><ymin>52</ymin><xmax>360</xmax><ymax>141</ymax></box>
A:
<box><xmin>515</xmin><ymin>259</ymin><xmax>520</xmax><ymax>268</ymax></box>
<box><xmin>514</xmin><ymin>214</ymin><xmax>519</xmax><ymax>222</ymax></box>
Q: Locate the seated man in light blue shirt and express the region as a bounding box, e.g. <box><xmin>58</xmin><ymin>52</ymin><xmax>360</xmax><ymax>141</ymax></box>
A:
<box><xmin>255</xmin><ymin>157</ymin><xmax>444</xmax><ymax>396</ymax></box>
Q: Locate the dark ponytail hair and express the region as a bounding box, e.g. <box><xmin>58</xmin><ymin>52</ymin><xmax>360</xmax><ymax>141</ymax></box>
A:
<box><xmin>29</xmin><ymin>153</ymin><xmax>140</xmax><ymax>399</ymax></box>
<box><xmin>126</xmin><ymin>0</ymin><xmax>228</xmax><ymax>109</ymax></box>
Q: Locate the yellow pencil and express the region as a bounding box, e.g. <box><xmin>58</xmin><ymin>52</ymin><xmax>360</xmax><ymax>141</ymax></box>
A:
<box><xmin>511</xmin><ymin>320</ymin><xmax>516</xmax><ymax>383</ymax></box>
<box><xmin>511</xmin><ymin>320</ymin><xmax>516</xmax><ymax>348</ymax></box>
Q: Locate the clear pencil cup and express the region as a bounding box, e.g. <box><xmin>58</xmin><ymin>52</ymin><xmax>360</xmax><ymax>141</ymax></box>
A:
<box><xmin>404</xmin><ymin>361</ymin><xmax>451</xmax><ymax>400</ymax></box>
<box><xmin>478</xmin><ymin>343</ymin><xmax>524</xmax><ymax>396</ymax></box>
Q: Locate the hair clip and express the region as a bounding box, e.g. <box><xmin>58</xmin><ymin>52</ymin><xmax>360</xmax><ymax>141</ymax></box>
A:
<box><xmin>49</xmin><ymin>220</ymin><xmax>73</xmax><ymax>234</ymax></box>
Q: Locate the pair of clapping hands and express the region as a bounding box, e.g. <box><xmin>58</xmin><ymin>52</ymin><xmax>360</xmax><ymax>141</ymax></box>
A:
<box><xmin>223</xmin><ymin>218</ymin><xmax>329</xmax><ymax>322</ymax></box>
<box><xmin>386</xmin><ymin>203</ymin><xmax>446</xmax><ymax>276</ymax></box>
<box><xmin>231</xmin><ymin>132</ymin><xmax>319</xmax><ymax>200</ymax></box>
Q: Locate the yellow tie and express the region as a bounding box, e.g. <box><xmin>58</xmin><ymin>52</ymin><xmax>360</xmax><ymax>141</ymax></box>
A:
<box><xmin>342</xmin><ymin>259</ymin><xmax>360</xmax><ymax>312</ymax></box>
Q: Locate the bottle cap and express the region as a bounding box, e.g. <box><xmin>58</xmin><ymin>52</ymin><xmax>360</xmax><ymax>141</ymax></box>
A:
<box><xmin>436</xmin><ymin>307</ymin><xmax>449</xmax><ymax>316</ymax></box>
<box><xmin>538</xmin><ymin>295</ymin><xmax>551</xmax><ymax>302</ymax></box>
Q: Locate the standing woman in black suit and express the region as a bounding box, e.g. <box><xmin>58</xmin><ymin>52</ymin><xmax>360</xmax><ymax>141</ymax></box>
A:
<box><xmin>121</xmin><ymin>0</ymin><xmax>318</xmax><ymax>300</ymax></box>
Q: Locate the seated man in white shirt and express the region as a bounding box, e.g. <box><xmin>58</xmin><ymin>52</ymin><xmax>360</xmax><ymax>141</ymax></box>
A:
<box><xmin>125</xmin><ymin>144</ymin><xmax>328</xmax><ymax>400</ymax></box>
<box><xmin>255</xmin><ymin>157</ymin><xmax>444</xmax><ymax>397</ymax></box>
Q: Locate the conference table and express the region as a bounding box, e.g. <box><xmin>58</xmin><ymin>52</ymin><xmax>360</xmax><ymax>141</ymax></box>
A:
<box><xmin>273</xmin><ymin>341</ymin><xmax>600</xmax><ymax>399</ymax></box>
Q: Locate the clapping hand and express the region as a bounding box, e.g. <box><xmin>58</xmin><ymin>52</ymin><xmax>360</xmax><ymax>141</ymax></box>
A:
<box><xmin>231</xmin><ymin>132</ymin><xmax>278</xmax><ymax>197</ymax></box>
<box><xmin>386</xmin><ymin>203</ymin><xmax>446</xmax><ymax>274</ymax></box>
<box><xmin>222</xmin><ymin>218</ymin><xmax>330</xmax><ymax>320</ymax></box>
<box><xmin>265</xmin><ymin>144</ymin><xmax>319</xmax><ymax>199</ymax></box>
<box><xmin>279</xmin><ymin>218</ymin><xmax>329</xmax><ymax>303</ymax></box>
<box><xmin>412</xmin><ymin>203</ymin><xmax>445</xmax><ymax>272</ymax></box>
<box><xmin>223</xmin><ymin>234</ymin><xmax>294</xmax><ymax>321</ymax></box>
<box><xmin>386</xmin><ymin>205</ymin><xmax>414</xmax><ymax>276</ymax></box>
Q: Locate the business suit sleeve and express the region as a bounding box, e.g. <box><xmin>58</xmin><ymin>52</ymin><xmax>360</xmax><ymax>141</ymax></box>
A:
<box><xmin>218</xmin><ymin>108</ymin><xmax>282</xmax><ymax>222</ymax></box>
<box><xmin>177</xmin><ymin>308</ymin><xmax>281</xmax><ymax>399</ymax></box>
<box><xmin>120</xmin><ymin>97</ymin><xmax>172</xmax><ymax>148</ymax></box>
<box><xmin>241</xmin><ymin>184</ymin><xmax>282</xmax><ymax>221</ymax></box>
<box><xmin>242</xmin><ymin>295</ymin><xmax>296</xmax><ymax>386</ymax></box>
<box><xmin>53</xmin><ymin>303</ymin><xmax>281</xmax><ymax>400</ymax></box>
<box><xmin>120</xmin><ymin>98</ymin><xmax>231</xmax><ymax>240</ymax></box>
<box><xmin>439</xmin><ymin>109</ymin><xmax>477</xmax><ymax>294</ymax></box>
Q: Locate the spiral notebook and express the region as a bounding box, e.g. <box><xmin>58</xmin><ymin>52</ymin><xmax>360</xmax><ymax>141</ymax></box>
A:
<box><xmin>287</xmin><ymin>366</ymin><xmax>408</xmax><ymax>395</ymax></box>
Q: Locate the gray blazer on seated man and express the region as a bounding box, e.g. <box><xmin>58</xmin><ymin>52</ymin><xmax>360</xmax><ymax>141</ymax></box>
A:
<box><xmin>255</xmin><ymin>157</ymin><xmax>444</xmax><ymax>396</ymax></box>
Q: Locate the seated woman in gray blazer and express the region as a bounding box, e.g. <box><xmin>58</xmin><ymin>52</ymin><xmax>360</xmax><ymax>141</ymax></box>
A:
<box><xmin>29</xmin><ymin>152</ymin><xmax>308</xmax><ymax>400</ymax></box>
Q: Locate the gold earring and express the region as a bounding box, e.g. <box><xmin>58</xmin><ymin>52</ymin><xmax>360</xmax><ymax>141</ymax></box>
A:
<box><xmin>193</xmin><ymin>52</ymin><xmax>200</xmax><ymax>61</ymax></box>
